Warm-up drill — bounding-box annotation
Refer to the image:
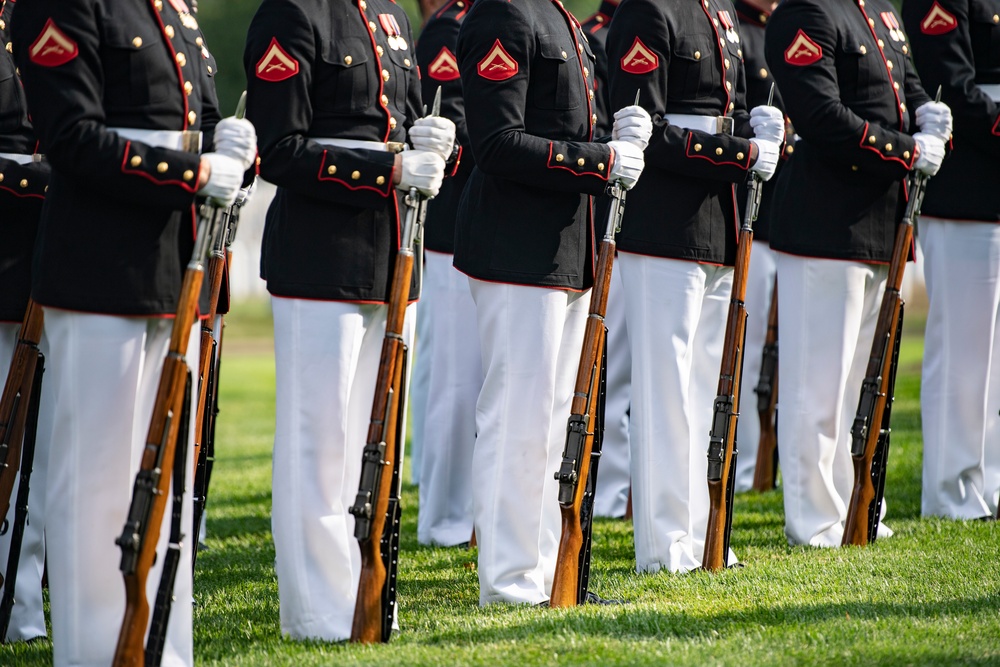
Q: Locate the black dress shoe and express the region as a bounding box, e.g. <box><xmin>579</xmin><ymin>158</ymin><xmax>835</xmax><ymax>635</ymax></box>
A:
<box><xmin>583</xmin><ymin>590</ymin><xmax>625</xmax><ymax>605</ymax></box>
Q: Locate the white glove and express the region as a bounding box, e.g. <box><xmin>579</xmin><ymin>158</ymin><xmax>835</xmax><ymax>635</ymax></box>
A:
<box><xmin>915</xmin><ymin>101</ymin><xmax>952</xmax><ymax>142</ymax></box>
<box><xmin>235</xmin><ymin>178</ymin><xmax>256</xmax><ymax>207</ymax></box>
<box><xmin>199</xmin><ymin>153</ymin><xmax>244</xmax><ymax>207</ymax></box>
<box><xmin>408</xmin><ymin>116</ymin><xmax>456</xmax><ymax>163</ymax></box>
<box><xmin>750</xmin><ymin>105</ymin><xmax>785</xmax><ymax>145</ymax></box>
<box><xmin>749</xmin><ymin>138</ymin><xmax>780</xmax><ymax>181</ymax></box>
<box><xmin>397</xmin><ymin>149</ymin><xmax>445</xmax><ymax>198</ymax></box>
<box><xmin>913</xmin><ymin>132</ymin><xmax>946</xmax><ymax>176</ymax></box>
<box><xmin>213</xmin><ymin>116</ymin><xmax>257</xmax><ymax>171</ymax></box>
<box><xmin>608</xmin><ymin>140</ymin><xmax>645</xmax><ymax>190</ymax></box>
<box><xmin>612</xmin><ymin>105</ymin><xmax>653</xmax><ymax>151</ymax></box>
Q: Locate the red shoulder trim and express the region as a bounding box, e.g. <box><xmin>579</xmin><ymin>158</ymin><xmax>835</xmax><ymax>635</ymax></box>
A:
<box><xmin>477</xmin><ymin>39</ymin><xmax>518</xmax><ymax>81</ymax></box>
<box><xmin>784</xmin><ymin>29</ymin><xmax>822</xmax><ymax>66</ymax></box>
<box><xmin>28</xmin><ymin>18</ymin><xmax>78</xmax><ymax>67</ymax></box>
<box><xmin>256</xmin><ymin>37</ymin><xmax>300</xmax><ymax>82</ymax></box>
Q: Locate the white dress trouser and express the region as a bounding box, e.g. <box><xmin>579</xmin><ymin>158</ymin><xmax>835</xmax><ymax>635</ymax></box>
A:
<box><xmin>920</xmin><ymin>217</ymin><xmax>1000</xmax><ymax>518</ymax></box>
<box><xmin>593</xmin><ymin>265</ymin><xmax>632</xmax><ymax>518</ymax></box>
<box><xmin>469</xmin><ymin>279</ymin><xmax>587</xmax><ymax>605</ymax></box>
<box><xmin>733</xmin><ymin>242</ymin><xmax>777</xmax><ymax>492</ymax></box>
<box><xmin>409</xmin><ymin>287</ymin><xmax>429</xmax><ymax>486</ymax></box>
<box><xmin>44</xmin><ymin>308</ymin><xmax>198</xmax><ymax>667</ymax></box>
<box><xmin>776</xmin><ymin>253</ymin><xmax>888</xmax><ymax>547</ymax></box>
<box><xmin>416</xmin><ymin>252</ymin><xmax>482</xmax><ymax>546</ymax></box>
<box><xmin>0</xmin><ymin>321</ymin><xmax>51</xmax><ymax>642</ymax></box>
<box><xmin>270</xmin><ymin>296</ymin><xmax>413</xmax><ymax>640</ymax></box>
<box><xmin>618</xmin><ymin>253</ymin><xmax>736</xmax><ymax>573</ymax></box>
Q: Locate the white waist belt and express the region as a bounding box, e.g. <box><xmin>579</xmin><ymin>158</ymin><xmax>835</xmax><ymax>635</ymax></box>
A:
<box><xmin>311</xmin><ymin>137</ymin><xmax>407</xmax><ymax>153</ymax></box>
<box><xmin>0</xmin><ymin>152</ymin><xmax>38</xmax><ymax>165</ymax></box>
<box><xmin>109</xmin><ymin>127</ymin><xmax>203</xmax><ymax>152</ymax></box>
<box><xmin>980</xmin><ymin>83</ymin><xmax>1000</xmax><ymax>102</ymax></box>
<box><xmin>664</xmin><ymin>113</ymin><xmax>733</xmax><ymax>135</ymax></box>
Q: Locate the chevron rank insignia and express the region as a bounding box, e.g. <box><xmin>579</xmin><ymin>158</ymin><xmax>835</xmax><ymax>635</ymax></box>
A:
<box><xmin>256</xmin><ymin>37</ymin><xmax>299</xmax><ymax>82</ymax></box>
<box><xmin>28</xmin><ymin>18</ymin><xmax>78</xmax><ymax>67</ymax></box>
<box><xmin>428</xmin><ymin>46</ymin><xmax>460</xmax><ymax>81</ymax></box>
<box><xmin>477</xmin><ymin>39</ymin><xmax>518</xmax><ymax>81</ymax></box>
<box><xmin>784</xmin><ymin>29</ymin><xmax>822</xmax><ymax>66</ymax></box>
<box><xmin>620</xmin><ymin>37</ymin><xmax>658</xmax><ymax>74</ymax></box>
<box><xmin>920</xmin><ymin>2</ymin><xmax>958</xmax><ymax>35</ymax></box>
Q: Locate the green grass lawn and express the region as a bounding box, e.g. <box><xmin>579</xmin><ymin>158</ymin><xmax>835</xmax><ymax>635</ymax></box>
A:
<box><xmin>6</xmin><ymin>301</ymin><xmax>999</xmax><ymax>666</ymax></box>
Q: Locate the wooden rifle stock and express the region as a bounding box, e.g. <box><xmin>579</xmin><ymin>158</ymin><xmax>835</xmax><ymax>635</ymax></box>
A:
<box><xmin>550</xmin><ymin>183</ymin><xmax>625</xmax><ymax>608</ymax></box>
<box><xmin>751</xmin><ymin>280</ymin><xmax>779</xmax><ymax>492</ymax></box>
<box><xmin>842</xmin><ymin>179</ymin><xmax>922</xmax><ymax>546</ymax></box>
<box><xmin>112</xmin><ymin>205</ymin><xmax>225</xmax><ymax>666</ymax></box>
<box><xmin>0</xmin><ymin>300</ymin><xmax>44</xmax><ymax>559</ymax></box>
<box><xmin>703</xmin><ymin>171</ymin><xmax>762</xmax><ymax>571</ymax></box>
<box><xmin>349</xmin><ymin>189</ymin><xmax>419</xmax><ymax>643</ymax></box>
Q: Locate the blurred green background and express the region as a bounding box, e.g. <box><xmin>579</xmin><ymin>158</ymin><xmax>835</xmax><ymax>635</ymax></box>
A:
<box><xmin>199</xmin><ymin>0</ymin><xmax>905</xmax><ymax>114</ymax></box>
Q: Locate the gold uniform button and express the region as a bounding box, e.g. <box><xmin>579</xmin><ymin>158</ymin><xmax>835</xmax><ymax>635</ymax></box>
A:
<box><xmin>694</xmin><ymin>144</ymin><xmax>703</xmax><ymax>152</ymax></box>
<box><xmin>885</xmin><ymin>143</ymin><xmax>892</xmax><ymax>151</ymax></box>
<box><xmin>188</xmin><ymin>110</ymin><xmax>197</xmax><ymax>124</ymax></box>
<box><xmin>900</xmin><ymin>103</ymin><xmax>907</xmax><ymax>113</ymax></box>
<box><xmin>155</xmin><ymin>0</ymin><xmax>163</xmax><ymax>10</ymax></box>
<box><xmin>859</xmin><ymin>0</ymin><xmax>865</xmax><ymax>5</ymax></box>
<box><xmin>736</xmin><ymin>152</ymin><xmax>745</xmax><ymax>160</ymax></box>
<box><xmin>376</xmin><ymin>175</ymin><xmax>385</xmax><ymax>185</ymax></box>
<box><xmin>878</xmin><ymin>39</ymin><xmax>884</xmax><ymax>48</ymax></box>
<box><xmin>868</xmin><ymin>17</ymin><xmax>875</xmax><ymax>27</ymax></box>
<box><xmin>157</xmin><ymin>162</ymin><xmax>169</xmax><ymax>173</ymax></box>
<box><xmin>165</xmin><ymin>25</ymin><xmax>175</xmax><ymax>38</ymax></box>
<box><xmin>860</xmin><ymin>45</ymin><xmax>867</xmax><ymax>55</ymax></box>
<box><xmin>759</xmin><ymin>68</ymin><xmax>768</xmax><ymax>78</ymax></box>
<box><xmin>786</xmin><ymin>145</ymin><xmax>795</xmax><ymax>154</ymax></box>
<box><xmin>694</xmin><ymin>50</ymin><xmax>701</xmax><ymax>60</ymax></box>
<box><xmin>591</xmin><ymin>114</ymin><xmax>598</xmax><ymax>124</ymax></box>
<box><xmin>5</xmin><ymin>43</ymin><xmax>11</xmax><ymax>54</ymax></box>
<box><xmin>328</xmin><ymin>165</ymin><xmax>337</xmax><ymax>175</ymax></box>
<box><xmin>994</xmin><ymin>14</ymin><xmax>999</xmax><ymax>23</ymax></box>
<box><xmin>369</xmin><ymin>21</ymin><xmax>377</xmax><ymax>32</ymax></box>
<box><xmin>380</xmin><ymin>94</ymin><xmax>389</xmax><ymax>105</ymax></box>
<box><xmin>886</xmin><ymin>60</ymin><xmax>893</xmax><ymax>69</ymax></box>
<box><xmin>903</xmin><ymin>151</ymin><xmax>911</xmax><ymax>160</ymax></box>
<box><xmin>725</xmin><ymin>59</ymin><xmax>731</xmax><ymax>69</ymax></box>
<box><xmin>869</xmin><ymin>135</ymin><xmax>877</xmax><ymax>144</ymax></box>
<box><xmin>0</xmin><ymin>174</ymin><xmax>4</xmax><ymax>182</ymax></box>
<box><xmin>903</xmin><ymin>45</ymin><xmax>909</xmax><ymax>54</ymax></box>
<box><xmin>345</xmin><ymin>55</ymin><xmax>353</xmax><ymax>65</ymax></box>
<box><xmin>556</xmin><ymin>153</ymin><xmax>564</xmax><ymax>162</ymax></box>
<box><xmin>382</xmin><ymin>69</ymin><xmax>390</xmax><ymax>81</ymax></box>
<box><xmin>596</xmin><ymin>14</ymin><xmax>604</xmax><ymax>22</ymax></box>
<box><xmin>715</xmin><ymin>147</ymin><xmax>723</xmax><ymax>156</ymax></box>
<box><xmin>184</xmin><ymin>81</ymin><xmax>193</xmax><ymax>95</ymax></box>
<box><xmin>377</xmin><ymin>45</ymin><xmax>384</xmax><ymax>56</ymax></box>
<box><xmin>256</xmin><ymin>156</ymin><xmax>261</xmax><ymax>167</ymax></box>
<box><xmin>726</xmin><ymin>81</ymin><xmax>732</xmax><ymax>91</ymax></box>
<box><xmin>196</xmin><ymin>37</ymin><xmax>204</xmax><ymax>46</ymax></box>
<box><xmin>589</xmin><ymin>90</ymin><xmax>595</xmax><ymax>100</ymax></box>
<box><xmin>578</xmin><ymin>43</ymin><xmax>583</xmax><ymax>53</ymax></box>
<box><xmin>20</xmin><ymin>179</ymin><xmax>28</xmax><ymax>188</ymax></box>
<box><xmin>458</xmin><ymin>0</ymin><xmax>465</xmax><ymax>5</ymax></box>
<box><xmin>561</xmin><ymin>50</ymin><xmax>568</xmax><ymax>59</ymax></box>
<box><xmin>851</xmin><ymin>165</ymin><xmax>859</xmax><ymax>171</ymax></box>
<box><xmin>738</xmin><ymin>49</ymin><xmax>743</xmax><ymax>57</ymax></box>
<box><xmin>584</xmin><ymin>67</ymin><xmax>590</xmax><ymax>77</ymax></box>
<box><xmin>729</xmin><ymin>102</ymin><xmax>735</xmax><ymax>111</ymax></box>
<box><xmin>360</xmin><ymin>0</ymin><xmax>367</xmax><ymax>8</ymax></box>
<box><xmin>598</xmin><ymin>162</ymin><xmax>605</xmax><ymax>171</ymax></box>
<box><xmin>133</xmin><ymin>36</ymin><xmax>143</xmax><ymax>48</ymax></box>
<box><xmin>351</xmin><ymin>170</ymin><xmax>361</xmax><ymax>180</ymax></box>
<box><xmin>893</xmin><ymin>82</ymin><xmax>899</xmax><ymax>90</ymax></box>
<box><xmin>130</xmin><ymin>156</ymin><xmax>142</xmax><ymax>167</ymax></box>
<box><xmin>183</xmin><ymin>170</ymin><xmax>194</xmax><ymax>181</ymax></box>
<box><xmin>207</xmin><ymin>66</ymin><xmax>213</xmax><ymax>74</ymax></box>
<box><xmin>0</xmin><ymin>19</ymin><xmax>6</xmax><ymax>30</ymax></box>
<box><xmin>389</xmin><ymin>117</ymin><xmax>397</xmax><ymax>129</ymax></box>
<box><xmin>404</xmin><ymin>58</ymin><xmax>411</xmax><ymax>67</ymax></box>
<box><xmin>176</xmin><ymin>52</ymin><xmax>187</xmax><ymax>67</ymax></box>
<box><xmin>577</xmin><ymin>158</ymin><xmax>585</xmax><ymax>166</ymax></box>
